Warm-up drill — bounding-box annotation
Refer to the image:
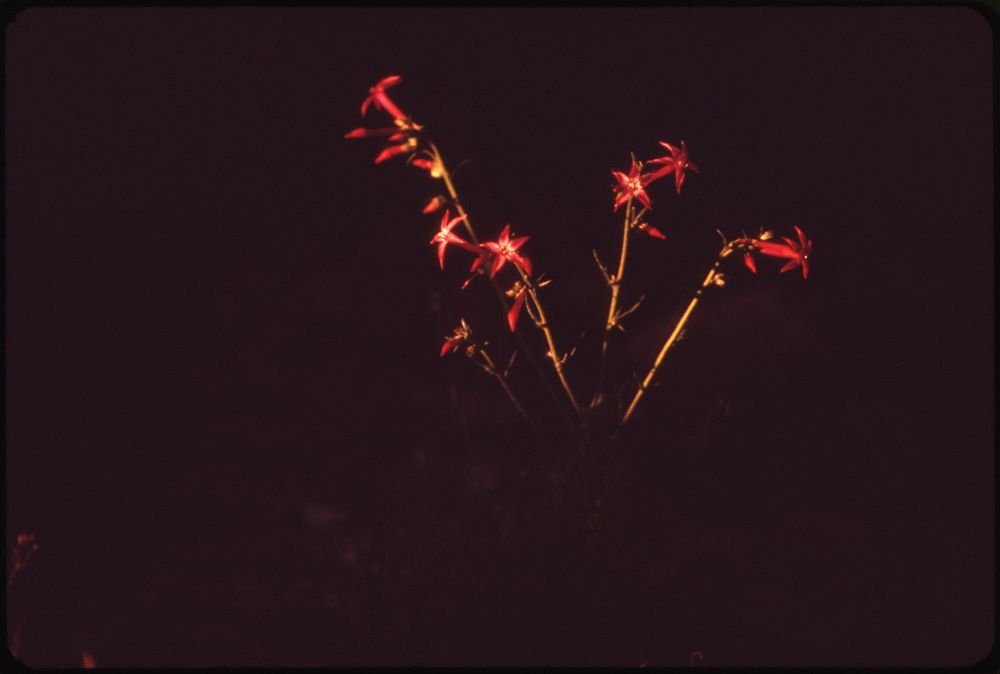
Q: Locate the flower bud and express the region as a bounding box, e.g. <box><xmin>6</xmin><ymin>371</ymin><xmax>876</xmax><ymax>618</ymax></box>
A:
<box><xmin>422</xmin><ymin>196</ymin><xmax>446</xmax><ymax>214</ymax></box>
<box><xmin>759</xmin><ymin>230</ymin><xmax>775</xmax><ymax>241</ymax></box>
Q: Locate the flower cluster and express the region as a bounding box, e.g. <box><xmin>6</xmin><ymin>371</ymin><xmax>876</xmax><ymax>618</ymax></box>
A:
<box><xmin>346</xmin><ymin>75</ymin><xmax>813</xmax><ymax>440</ymax></box>
<box><xmin>610</xmin><ymin>140</ymin><xmax>698</xmax><ymax>208</ymax></box>
<box><xmin>608</xmin><ymin>140</ymin><xmax>697</xmax><ymax>239</ymax></box>
<box><xmin>344</xmin><ymin>75</ymin><xmax>440</xmax><ymax>175</ymax></box>
<box><xmin>347</xmin><ymin>76</ymin><xmax>537</xmax><ymax>338</ymax></box>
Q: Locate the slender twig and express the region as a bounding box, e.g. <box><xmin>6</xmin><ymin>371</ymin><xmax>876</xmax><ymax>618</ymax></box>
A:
<box><xmin>430</xmin><ymin>142</ymin><xmax>480</xmax><ymax>245</ymax></box>
<box><xmin>475</xmin><ymin>348</ymin><xmax>541</xmax><ymax>435</ymax></box>
<box><xmin>515</xmin><ymin>265</ymin><xmax>584</xmax><ymax>420</ymax></box>
<box><xmin>618</xmin><ymin>242</ymin><xmax>732</xmax><ymax>429</ymax></box>
<box><xmin>594</xmin><ymin>197</ymin><xmax>633</xmax><ymax>401</ymax></box>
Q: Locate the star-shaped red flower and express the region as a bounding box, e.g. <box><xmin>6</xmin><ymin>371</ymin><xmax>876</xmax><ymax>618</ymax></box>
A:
<box><xmin>361</xmin><ymin>75</ymin><xmax>407</xmax><ymax>121</ymax></box>
<box><xmin>429</xmin><ymin>209</ymin><xmax>476</xmax><ymax>269</ymax></box>
<box><xmin>611</xmin><ymin>161</ymin><xmax>654</xmax><ymax>211</ymax></box>
<box><xmin>483</xmin><ymin>225</ymin><xmax>532</xmax><ymax>277</ymax></box>
<box><xmin>647</xmin><ymin>140</ymin><xmax>699</xmax><ymax>194</ymax></box>
<box><xmin>752</xmin><ymin>226</ymin><xmax>813</xmax><ymax>279</ymax></box>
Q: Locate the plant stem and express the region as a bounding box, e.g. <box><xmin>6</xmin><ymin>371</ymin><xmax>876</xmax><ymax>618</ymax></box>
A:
<box><xmin>475</xmin><ymin>349</ymin><xmax>540</xmax><ymax>434</ymax></box>
<box><xmin>594</xmin><ymin>198</ymin><xmax>634</xmax><ymax>402</ymax></box>
<box><xmin>430</xmin><ymin>143</ymin><xmax>480</xmax><ymax>245</ymax></box>
<box><xmin>606</xmin><ymin>198</ymin><xmax>634</xmax><ymax>333</ymax></box>
<box><xmin>428</xmin><ymin>142</ymin><xmax>579</xmax><ymax>435</ymax></box>
<box><xmin>515</xmin><ymin>265</ymin><xmax>584</xmax><ymax>421</ymax></box>
<box><xmin>619</xmin><ymin>244</ymin><xmax>730</xmax><ymax>427</ymax></box>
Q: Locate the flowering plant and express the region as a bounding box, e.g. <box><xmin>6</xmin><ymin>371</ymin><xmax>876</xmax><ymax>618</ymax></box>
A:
<box><xmin>346</xmin><ymin>75</ymin><xmax>812</xmax><ymax>521</ymax></box>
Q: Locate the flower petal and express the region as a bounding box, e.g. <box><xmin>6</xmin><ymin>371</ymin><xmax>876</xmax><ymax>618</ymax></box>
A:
<box><xmin>513</xmin><ymin>253</ymin><xmax>532</xmax><ymax>277</ymax></box>
<box><xmin>422</xmin><ymin>196</ymin><xmax>445</xmax><ymax>214</ymax></box>
<box><xmin>490</xmin><ymin>254</ymin><xmax>506</xmax><ymax>278</ymax></box>
<box><xmin>611</xmin><ymin>170</ymin><xmax>630</xmax><ymax>186</ymax></box>
<box><xmin>375</xmin><ymin>74</ymin><xmax>402</xmax><ymax>89</ymax></box>
<box><xmin>346</xmin><ymin>126</ymin><xmax>402</xmax><ymax>139</ymax></box>
<box><xmin>374</xmin><ymin>143</ymin><xmax>410</xmax><ymax>164</ymax></box>
<box><xmin>375</xmin><ymin>93</ymin><xmax>407</xmax><ymax>121</ymax></box>
<box><xmin>659</xmin><ymin>140</ymin><xmax>679</xmax><ymax>155</ymax></box>
<box><xmin>794</xmin><ymin>225</ymin><xmax>808</xmax><ymax>248</ymax></box>
<box><xmin>755</xmin><ymin>240</ymin><xmax>797</xmax><ymax>259</ymax></box>
<box><xmin>508</xmin><ymin>235</ymin><xmax>530</xmax><ymax>251</ymax></box>
<box><xmin>507</xmin><ymin>290</ymin><xmax>527</xmax><ymax>331</ymax></box>
<box><xmin>440</xmin><ymin>338</ymin><xmax>458</xmax><ymax>357</ymax></box>
<box><xmin>743</xmin><ymin>252</ymin><xmax>757</xmax><ymax>273</ymax></box>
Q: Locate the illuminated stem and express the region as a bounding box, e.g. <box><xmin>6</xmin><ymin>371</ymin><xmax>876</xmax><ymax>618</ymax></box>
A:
<box><xmin>430</xmin><ymin>143</ymin><xmax>479</xmax><ymax>244</ymax></box>
<box><xmin>515</xmin><ymin>265</ymin><xmax>584</xmax><ymax>420</ymax></box>
<box><xmin>594</xmin><ymin>198</ymin><xmax>633</xmax><ymax>400</ymax></box>
<box><xmin>619</xmin><ymin>245</ymin><xmax>729</xmax><ymax>427</ymax></box>
<box><xmin>427</xmin><ymin>142</ymin><xmax>578</xmax><ymax>434</ymax></box>
<box><xmin>606</xmin><ymin>198</ymin><xmax>634</xmax><ymax>333</ymax></box>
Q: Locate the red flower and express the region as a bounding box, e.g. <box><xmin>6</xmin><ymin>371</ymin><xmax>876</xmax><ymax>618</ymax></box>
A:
<box><xmin>440</xmin><ymin>318</ymin><xmax>472</xmax><ymax>357</ymax></box>
<box><xmin>507</xmin><ymin>285</ymin><xmax>527</xmax><ymax>331</ymax></box>
<box><xmin>344</xmin><ymin>126</ymin><xmax>406</xmax><ymax>140</ymax></box>
<box><xmin>752</xmin><ymin>226</ymin><xmax>812</xmax><ymax>278</ymax></box>
<box><xmin>636</xmin><ymin>222</ymin><xmax>666</xmax><ymax>239</ymax></box>
<box><xmin>461</xmin><ymin>261</ymin><xmax>486</xmax><ymax>290</ymax></box>
<box><xmin>611</xmin><ymin>161</ymin><xmax>654</xmax><ymax>211</ymax></box>
<box><xmin>647</xmin><ymin>140</ymin><xmax>699</xmax><ymax>194</ymax></box>
<box><xmin>361</xmin><ymin>75</ymin><xmax>407</xmax><ymax>121</ymax></box>
<box><xmin>374</xmin><ymin>137</ymin><xmax>418</xmax><ymax>164</ymax></box>
<box><xmin>422</xmin><ymin>196</ymin><xmax>446</xmax><ymax>214</ymax></box>
<box><xmin>409</xmin><ymin>157</ymin><xmax>444</xmax><ymax>179</ymax></box>
<box><xmin>429</xmin><ymin>209</ymin><xmax>476</xmax><ymax>269</ymax></box>
<box><xmin>483</xmin><ymin>224</ymin><xmax>532</xmax><ymax>277</ymax></box>
<box><xmin>743</xmin><ymin>251</ymin><xmax>757</xmax><ymax>273</ymax></box>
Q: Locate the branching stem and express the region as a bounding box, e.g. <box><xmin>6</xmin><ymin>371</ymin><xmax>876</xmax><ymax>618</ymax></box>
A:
<box><xmin>475</xmin><ymin>348</ymin><xmax>540</xmax><ymax>435</ymax></box>
<box><xmin>428</xmin><ymin>142</ymin><xmax>580</xmax><ymax>435</ymax></box>
<box><xmin>515</xmin><ymin>266</ymin><xmax>583</xmax><ymax>420</ymax></box>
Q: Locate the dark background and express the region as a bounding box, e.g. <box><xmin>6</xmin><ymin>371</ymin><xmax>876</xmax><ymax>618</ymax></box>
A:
<box><xmin>5</xmin><ymin>6</ymin><xmax>994</xmax><ymax>667</ymax></box>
